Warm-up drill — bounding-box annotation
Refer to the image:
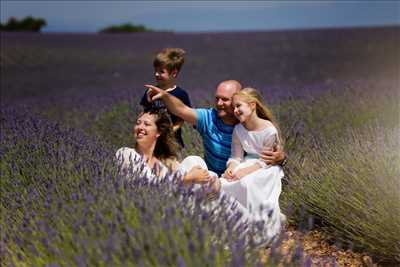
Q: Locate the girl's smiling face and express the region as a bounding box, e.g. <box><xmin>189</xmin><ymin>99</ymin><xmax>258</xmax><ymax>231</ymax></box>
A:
<box><xmin>233</xmin><ymin>95</ymin><xmax>255</xmax><ymax>123</ymax></box>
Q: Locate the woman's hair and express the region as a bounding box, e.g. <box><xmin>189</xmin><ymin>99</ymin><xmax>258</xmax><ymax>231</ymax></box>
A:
<box><xmin>153</xmin><ymin>48</ymin><xmax>186</xmax><ymax>73</ymax></box>
<box><xmin>135</xmin><ymin>108</ymin><xmax>179</xmax><ymax>167</ymax></box>
<box><xmin>233</xmin><ymin>87</ymin><xmax>284</xmax><ymax>145</ymax></box>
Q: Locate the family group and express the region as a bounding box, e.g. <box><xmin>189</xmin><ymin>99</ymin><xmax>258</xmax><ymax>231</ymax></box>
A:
<box><xmin>116</xmin><ymin>48</ymin><xmax>287</xmax><ymax>243</ymax></box>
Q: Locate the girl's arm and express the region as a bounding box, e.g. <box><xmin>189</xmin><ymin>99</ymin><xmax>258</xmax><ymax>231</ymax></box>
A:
<box><xmin>231</xmin><ymin>131</ymin><xmax>279</xmax><ymax>180</ymax></box>
<box><xmin>231</xmin><ymin>163</ymin><xmax>262</xmax><ymax>180</ymax></box>
<box><xmin>223</xmin><ymin>129</ymin><xmax>243</xmax><ymax>180</ymax></box>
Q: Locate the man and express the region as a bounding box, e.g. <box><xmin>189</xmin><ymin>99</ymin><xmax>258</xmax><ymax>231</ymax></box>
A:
<box><xmin>144</xmin><ymin>80</ymin><xmax>285</xmax><ymax>177</ymax></box>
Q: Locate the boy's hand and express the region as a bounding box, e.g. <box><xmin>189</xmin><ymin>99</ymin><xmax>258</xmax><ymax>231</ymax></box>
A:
<box><xmin>144</xmin><ymin>84</ymin><xmax>165</xmax><ymax>101</ymax></box>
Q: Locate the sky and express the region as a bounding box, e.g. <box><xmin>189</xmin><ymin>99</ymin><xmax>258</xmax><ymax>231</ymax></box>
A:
<box><xmin>1</xmin><ymin>1</ymin><xmax>399</xmax><ymax>33</ymax></box>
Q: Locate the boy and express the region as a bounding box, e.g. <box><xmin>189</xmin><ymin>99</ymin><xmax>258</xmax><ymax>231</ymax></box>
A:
<box><xmin>140</xmin><ymin>48</ymin><xmax>192</xmax><ymax>147</ymax></box>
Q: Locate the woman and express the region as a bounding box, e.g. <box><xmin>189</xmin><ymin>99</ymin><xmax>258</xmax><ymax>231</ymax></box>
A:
<box><xmin>116</xmin><ymin>108</ymin><xmax>215</xmax><ymax>185</ymax></box>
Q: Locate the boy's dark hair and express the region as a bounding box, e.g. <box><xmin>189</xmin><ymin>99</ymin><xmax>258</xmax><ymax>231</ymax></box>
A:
<box><xmin>153</xmin><ymin>48</ymin><xmax>185</xmax><ymax>73</ymax></box>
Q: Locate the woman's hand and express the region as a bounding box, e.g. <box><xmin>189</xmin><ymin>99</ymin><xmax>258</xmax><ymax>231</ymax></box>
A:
<box><xmin>184</xmin><ymin>166</ymin><xmax>210</xmax><ymax>185</ymax></box>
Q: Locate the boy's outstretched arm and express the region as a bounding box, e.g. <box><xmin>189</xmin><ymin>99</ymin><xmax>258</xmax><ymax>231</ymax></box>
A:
<box><xmin>144</xmin><ymin>84</ymin><xmax>197</xmax><ymax>125</ymax></box>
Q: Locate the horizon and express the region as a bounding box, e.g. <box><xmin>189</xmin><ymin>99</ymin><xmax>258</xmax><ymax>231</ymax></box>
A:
<box><xmin>1</xmin><ymin>24</ymin><xmax>398</xmax><ymax>35</ymax></box>
<box><xmin>1</xmin><ymin>1</ymin><xmax>399</xmax><ymax>33</ymax></box>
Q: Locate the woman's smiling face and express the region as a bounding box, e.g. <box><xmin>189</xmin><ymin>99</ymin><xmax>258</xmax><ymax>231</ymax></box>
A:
<box><xmin>134</xmin><ymin>113</ymin><xmax>160</xmax><ymax>145</ymax></box>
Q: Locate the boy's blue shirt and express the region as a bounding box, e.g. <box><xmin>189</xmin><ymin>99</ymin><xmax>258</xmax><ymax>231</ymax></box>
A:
<box><xmin>195</xmin><ymin>108</ymin><xmax>234</xmax><ymax>176</ymax></box>
<box><xmin>140</xmin><ymin>86</ymin><xmax>191</xmax><ymax>147</ymax></box>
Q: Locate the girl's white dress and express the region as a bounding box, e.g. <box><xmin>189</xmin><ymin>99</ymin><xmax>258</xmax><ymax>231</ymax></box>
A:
<box><xmin>221</xmin><ymin>123</ymin><xmax>285</xmax><ymax>241</ymax></box>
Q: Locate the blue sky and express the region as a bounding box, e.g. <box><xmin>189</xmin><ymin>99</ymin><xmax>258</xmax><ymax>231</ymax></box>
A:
<box><xmin>1</xmin><ymin>1</ymin><xmax>399</xmax><ymax>32</ymax></box>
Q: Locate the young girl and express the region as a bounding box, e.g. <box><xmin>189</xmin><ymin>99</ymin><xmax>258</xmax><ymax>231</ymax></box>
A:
<box><xmin>221</xmin><ymin>87</ymin><xmax>285</xmax><ymax>241</ymax></box>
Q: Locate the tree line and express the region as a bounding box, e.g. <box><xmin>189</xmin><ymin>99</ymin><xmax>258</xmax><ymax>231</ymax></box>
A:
<box><xmin>0</xmin><ymin>16</ymin><xmax>47</xmax><ymax>32</ymax></box>
<box><xmin>98</xmin><ymin>23</ymin><xmax>153</xmax><ymax>33</ymax></box>
<box><xmin>1</xmin><ymin>16</ymin><xmax>155</xmax><ymax>33</ymax></box>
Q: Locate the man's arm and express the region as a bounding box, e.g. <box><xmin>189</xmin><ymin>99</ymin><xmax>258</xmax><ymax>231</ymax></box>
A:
<box><xmin>144</xmin><ymin>85</ymin><xmax>197</xmax><ymax>125</ymax></box>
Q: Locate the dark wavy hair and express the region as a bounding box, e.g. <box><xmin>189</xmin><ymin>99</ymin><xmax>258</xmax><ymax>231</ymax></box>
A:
<box><xmin>135</xmin><ymin>108</ymin><xmax>178</xmax><ymax>164</ymax></box>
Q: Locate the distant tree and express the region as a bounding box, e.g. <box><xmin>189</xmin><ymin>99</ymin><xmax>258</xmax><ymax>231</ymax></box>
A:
<box><xmin>0</xmin><ymin>16</ymin><xmax>47</xmax><ymax>32</ymax></box>
<box><xmin>99</xmin><ymin>23</ymin><xmax>153</xmax><ymax>33</ymax></box>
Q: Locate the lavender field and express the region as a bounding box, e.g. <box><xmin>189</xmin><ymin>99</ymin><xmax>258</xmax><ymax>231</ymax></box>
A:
<box><xmin>1</xmin><ymin>26</ymin><xmax>399</xmax><ymax>266</ymax></box>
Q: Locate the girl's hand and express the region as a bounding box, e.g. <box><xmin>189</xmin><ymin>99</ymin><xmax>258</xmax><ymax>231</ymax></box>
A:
<box><xmin>231</xmin><ymin>168</ymin><xmax>248</xmax><ymax>180</ymax></box>
<box><xmin>222</xmin><ymin>166</ymin><xmax>235</xmax><ymax>180</ymax></box>
<box><xmin>232</xmin><ymin>164</ymin><xmax>261</xmax><ymax>180</ymax></box>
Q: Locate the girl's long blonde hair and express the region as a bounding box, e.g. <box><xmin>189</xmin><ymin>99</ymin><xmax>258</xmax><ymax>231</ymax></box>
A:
<box><xmin>233</xmin><ymin>87</ymin><xmax>284</xmax><ymax>145</ymax></box>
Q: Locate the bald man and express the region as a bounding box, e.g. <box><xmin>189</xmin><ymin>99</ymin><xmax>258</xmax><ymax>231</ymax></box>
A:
<box><xmin>145</xmin><ymin>80</ymin><xmax>285</xmax><ymax>177</ymax></box>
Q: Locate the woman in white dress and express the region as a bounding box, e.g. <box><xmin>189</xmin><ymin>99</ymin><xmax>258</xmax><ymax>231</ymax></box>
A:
<box><xmin>116</xmin><ymin>108</ymin><xmax>214</xmax><ymax>185</ymax></box>
<box><xmin>220</xmin><ymin>87</ymin><xmax>285</xmax><ymax>241</ymax></box>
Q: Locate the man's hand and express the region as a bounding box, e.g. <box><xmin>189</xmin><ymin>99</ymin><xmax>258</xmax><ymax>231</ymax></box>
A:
<box><xmin>144</xmin><ymin>84</ymin><xmax>165</xmax><ymax>102</ymax></box>
<box><xmin>144</xmin><ymin>84</ymin><xmax>198</xmax><ymax>126</ymax></box>
<box><xmin>259</xmin><ymin>144</ymin><xmax>285</xmax><ymax>165</ymax></box>
<box><xmin>184</xmin><ymin>166</ymin><xmax>211</xmax><ymax>185</ymax></box>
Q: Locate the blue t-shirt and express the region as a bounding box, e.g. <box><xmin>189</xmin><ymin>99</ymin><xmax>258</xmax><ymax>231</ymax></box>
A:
<box><xmin>195</xmin><ymin>108</ymin><xmax>234</xmax><ymax>176</ymax></box>
<box><xmin>140</xmin><ymin>86</ymin><xmax>191</xmax><ymax>147</ymax></box>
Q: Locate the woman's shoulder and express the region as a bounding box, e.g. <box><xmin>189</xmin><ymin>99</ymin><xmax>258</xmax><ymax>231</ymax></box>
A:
<box><xmin>115</xmin><ymin>147</ymin><xmax>140</xmax><ymax>160</ymax></box>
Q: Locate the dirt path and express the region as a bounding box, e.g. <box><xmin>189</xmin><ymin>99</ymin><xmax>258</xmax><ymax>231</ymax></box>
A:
<box><xmin>262</xmin><ymin>226</ymin><xmax>377</xmax><ymax>266</ymax></box>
